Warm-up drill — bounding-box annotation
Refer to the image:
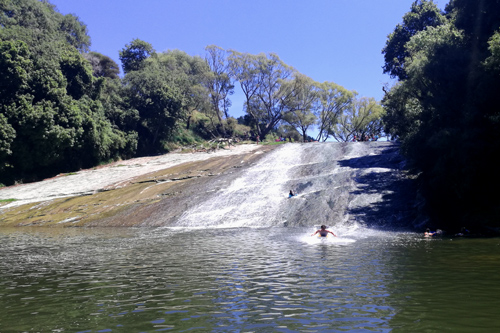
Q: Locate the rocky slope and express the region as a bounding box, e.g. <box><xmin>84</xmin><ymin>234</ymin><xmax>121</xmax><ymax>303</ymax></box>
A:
<box><xmin>0</xmin><ymin>144</ymin><xmax>275</xmax><ymax>227</ymax></box>
<box><xmin>0</xmin><ymin>142</ymin><xmax>422</xmax><ymax>229</ymax></box>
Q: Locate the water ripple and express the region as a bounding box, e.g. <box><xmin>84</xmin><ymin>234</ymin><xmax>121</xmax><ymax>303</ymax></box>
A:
<box><xmin>1</xmin><ymin>228</ymin><xmax>499</xmax><ymax>332</ymax></box>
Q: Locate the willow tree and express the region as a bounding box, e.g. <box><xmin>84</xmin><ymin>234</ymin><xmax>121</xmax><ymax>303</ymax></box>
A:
<box><xmin>228</xmin><ymin>51</ymin><xmax>263</xmax><ymax>136</ymax></box>
<box><xmin>253</xmin><ymin>53</ymin><xmax>298</xmax><ymax>138</ymax></box>
<box><xmin>282</xmin><ymin>74</ymin><xmax>319</xmax><ymax>142</ymax></box>
<box><xmin>314</xmin><ymin>81</ymin><xmax>353</xmax><ymax>142</ymax></box>
<box><xmin>204</xmin><ymin>45</ymin><xmax>234</xmax><ymax>135</ymax></box>
<box><xmin>330</xmin><ymin>96</ymin><xmax>384</xmax><ymax>142</ymax></box>
<box><xmin>229</xmin><ymin>51</ymin><xmax>298</xmax><ymax>138</ymax></box>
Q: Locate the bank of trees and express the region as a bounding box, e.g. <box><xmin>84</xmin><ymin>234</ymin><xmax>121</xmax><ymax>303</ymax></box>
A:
<box><xmin>0</xmin><ymin>0</ymin><xmax>137</xmax><ymax>185</ymax></box>
<box><xmin>382</xmin><ymin>0</ymin><xmax>500</xmax><ymax>230</ymax></box>
<box><xmin>0</xmin><ymin>0</ymin><xmax>383</xmax><ymax>186</ymax></box>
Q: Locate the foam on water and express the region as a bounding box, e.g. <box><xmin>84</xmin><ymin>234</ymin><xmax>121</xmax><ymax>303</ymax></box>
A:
<box><xmin>298</xmin><ymin>222</ymin><xmax>394</xmax><ymax>245</ymax></box>
<box><xmin>300</xmin><ymin>234</ymin><xmax>357</xmax><ymax>245</ymax></box>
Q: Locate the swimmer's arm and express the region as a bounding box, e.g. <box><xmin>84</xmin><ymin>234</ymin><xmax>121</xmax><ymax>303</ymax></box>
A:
<box><xmin>328</xmin><ymin>231</ymin><xmax>337</xmax><ymax>237</ymax></box>
<box><xmin>311</xmin><ymin>230</ymin><xmax>319</xmax><ymax>236</ymax></box>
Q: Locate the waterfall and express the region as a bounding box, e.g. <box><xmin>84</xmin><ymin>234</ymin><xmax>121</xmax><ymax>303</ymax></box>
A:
<box><xmin>171</xmin><ymin>141</ymin><xmax>412</xmax><ymax>229</ymax></box>
<box><xmin>174</xmin><ymin>143</ymin><xmax>304</xmax><ymax>227</ymax></box>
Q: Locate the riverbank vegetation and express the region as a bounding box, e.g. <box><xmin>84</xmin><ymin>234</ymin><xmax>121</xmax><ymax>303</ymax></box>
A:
<box><xmin>382</xmin><ymin>0</ymin><xmax>500</xmax><ymax>232</ymax></box>
<box><xmin>0</xmin><ymin>0</ymin><xmax>383</xmax><ymax>186</ymax></box>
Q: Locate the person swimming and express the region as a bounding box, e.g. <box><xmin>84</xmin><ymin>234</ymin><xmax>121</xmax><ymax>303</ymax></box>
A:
<box><xmin>424</xmin><ymin>228</ymin><xmax>443</xmax><ymax>237</ymax></box>
<box><xmin>311</xmin><ymin>225</ymin><xmax>337</xmax><ymax>237</ymax></box>
<box><xmin>289</xmin><ymin>190</ymin><xmax>295</xmax><ymax>198</ymax></box>
<box><xmin>424</xmin><ymin>228</ymin><xmax>436</xmax><ymax>237</ymax></box>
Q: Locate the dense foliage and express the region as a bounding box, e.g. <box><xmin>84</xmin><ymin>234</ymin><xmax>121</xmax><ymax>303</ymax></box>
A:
<box><xmin>382</xmin><ymin>0</ymin><xmax>500</xmax><ymax>231</ymax></box>
<box><xmin>0</xmin><ymin>0</ymin><xmax>136</xmax><ymax>184</ymax></box>
<box><xmin>0</xmin><ymin>0</ymin><xmax>383</xmax><ymax>186</ymax></box>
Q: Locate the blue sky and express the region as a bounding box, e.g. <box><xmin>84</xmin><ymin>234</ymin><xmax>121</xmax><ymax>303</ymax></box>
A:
<box><xmin>50</xmin><ymin>0</ymin><xmax>446</xmax><ymax>120</ymax></box>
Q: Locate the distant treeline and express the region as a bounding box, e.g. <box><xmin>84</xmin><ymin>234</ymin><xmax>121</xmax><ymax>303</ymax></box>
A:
<box><xmin>0</xmin><ymin>0</ymin><xmax>384</xmax><ymax>186</ymax></box>
<box><xmin>381</xmin><ymin>0</ymin><xmax>500</xmax><ymax>231</ymax></box>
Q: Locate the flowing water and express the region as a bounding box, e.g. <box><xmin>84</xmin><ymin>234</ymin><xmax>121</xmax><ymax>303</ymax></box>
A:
<box><xmin>1</xmin><ymin>142</ymin><xmax>499</xmax><ymax>332</ymax></box>
<box><xmin>167</xmin><ymin>142</ymin><xmax>413</xmax><ymax>229</ymax></box>
<box><xmin>0</xmin><ymin>227</ymin><xmax>499</xmax><ymax>332</ymax></box>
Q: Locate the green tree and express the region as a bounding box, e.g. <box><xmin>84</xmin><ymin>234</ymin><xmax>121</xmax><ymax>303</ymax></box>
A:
<box><xmin>382</xmin><ymin>0</ymin><xmax>500</xmax><ymax>230</ymax></box>
<box><xmin>276</xmin><ymin>124</ymin><xmax>301</xmax><ymax>142</ymax></box>
<box><xmin>84</xmin><ymin>51</ymin><xmax>120</xmax><ymax>80</ymax></box>
<box><xmin>0</xmin><ymin>0</ymin><xmax>90</xmax><ymax>53</ymax></box>
<box><xmin>228</xmin><ymin>50</ymin><xmax>262</xmax><ymax>136</ymax></box>
<box><xmin>0</xmin><ymin>0</ymin><xmax>132</xmax><ymax>184</ymax></box>
<box><xmin>59</xmin><ymin>44</ymin><xmax>94</xmax><ymax>100</ymax></box>
<box><xmin>381</xmin><ymin>82</ymin><xmax>422</xmax><ymax>142</ymax></box>
<box><xmin>252</xmin><ymin>53</ymin><xmax>297</xmax><ymax>139</ymax></box>
<box><xmin>484</xmin><ymin>30</ymin><xmax>500</xmax><ymax>71</ymax></box>
<box><xmin>282</xmin><ymin>74</ymin><xmax>318</xmax><ymax>142</ymax></box>
<box><xmin>58</xmin><ymin>12</ymin><xmax>91</xmax><ymax>52</ymax></box>
<box><xmin>330</xmin><ymin>96</ymin><xmax>384</xmax><ymax>142</ymax></box>
<box><xmin>123</xmin><ymin>61</ymin><xmax>183</xmax><ymax>154</ymax></box>
<box><xmin>155</xmin><ymin>49</ymin><xmax>212</xmax><ymax>135</ymax></box>
<box><xmin>204</xmin><ymin>45</ymin><xmax>234</xmax><ymax>126</ymax></box>
<box><xmin>0</xmin><ymin>112</ymin><xmax>15</xmax><ymax>166</ymax></box>
<box><xmin>314</xmin><ymin>81</ymin><xmax>353</xmax><ymax>142</ymax></box>
<box><xmin>446</xmin><ymin>0</ymin><xmax>500</xmax><ymax>51</ymax></box>
<box><xmin>229</xmin><ymin>52</ymin><xmax>298</xmax><ymax>139</ymax></box>
<box><xmin>119</xmin><ymin>38</ymin><xmax>154</xmax><ymax>74</ymax></box>
<box><xmin>97</xmin><ymin>76</ymin><xmax>139</xmax><ymax>157</ymax></box>
<box><xmin>0</xmin><ymin>40</ymin><xmax>32</xmax><ymax>99</ymax></box>
<box><xmin>382</xmin><ymin>0</ymin><xmax>446</xmax><ymax>80</ymax></box>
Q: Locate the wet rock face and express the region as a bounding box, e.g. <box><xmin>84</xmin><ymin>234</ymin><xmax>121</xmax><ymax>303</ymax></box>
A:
<box><xmin>0</xmin><ymin>145</ymin><xmax>276</xmax><ymax>227</ymax></box>
<box><xmin>160</xmin><ymin>141</ymin><xmax>420</xmax><ymax>229</ymax></box>
<box><xmin>100</xmin><ymin>146</ymin><xmax>277</xmax><ymax>227</ymax></box>
<box><xmin>0</xmin><ymin>142</ymin><xmax>421</xmax><ymax>229</ymax></box>
<box><xmin>265</xmin><ymin>142</ymin><xmax>419</xmax><ymax>230</ymax></box>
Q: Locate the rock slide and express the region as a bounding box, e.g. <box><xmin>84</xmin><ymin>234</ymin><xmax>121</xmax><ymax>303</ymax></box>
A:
<box><xmin>0</xmin><ymin>142</ymin><xmax>420</xmax><ymax>228</ymax></box>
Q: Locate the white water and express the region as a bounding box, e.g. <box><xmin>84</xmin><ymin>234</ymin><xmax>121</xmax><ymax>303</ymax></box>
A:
<box><xmin>173</xmin><ymin>143</ymin><xmax>303</xmax><ymax>227</ymax></box>
<box><xmin>170</xmin><ymin>142</ymin><xmax>410</xmax><ymax>230</ymax></box>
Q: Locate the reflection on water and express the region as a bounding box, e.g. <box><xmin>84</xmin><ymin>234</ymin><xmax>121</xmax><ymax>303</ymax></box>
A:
<box><xmin>0</xmin><ymin>227</ymin><xmax>499</xmax><ymax>332</ymax></box>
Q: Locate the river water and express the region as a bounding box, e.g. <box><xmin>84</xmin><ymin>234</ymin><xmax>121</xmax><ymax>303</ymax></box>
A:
<box><xmin>1</xmin><ymin>227</ymin><xmax>499</xmax><ymax>332</ymax></box>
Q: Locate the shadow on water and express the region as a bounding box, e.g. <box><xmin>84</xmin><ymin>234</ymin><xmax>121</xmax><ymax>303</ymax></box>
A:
<box><xmin>338</xmin><ymin>144</ymin><xmax>422</xmax><ymax>230</ymax></box>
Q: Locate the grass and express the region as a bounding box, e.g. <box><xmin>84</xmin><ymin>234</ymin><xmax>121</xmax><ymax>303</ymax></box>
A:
<box><xmin>0</xmin><ymin>198</ymin><xmax>17</xmax><ymax>203</ymax></box>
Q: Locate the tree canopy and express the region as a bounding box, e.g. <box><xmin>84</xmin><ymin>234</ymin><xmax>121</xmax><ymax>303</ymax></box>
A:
<box><xmin>382</xmin><ymin>0</ymin><xmax>500</xmax><ymax>231</ymax></box>
<box><xmin>119</xmin><ymin>39</ymin><xmax>155</xmax><ymax>74</ymax></box>
<box><xmin>382</xmin><ymin>0</ymin><xmax>446</xmax><ymax>80</ymax></box>
<box><xmin>0</xmin><ymin>0</ymin><xmax>134</xmax><ymax>184</ymax></box>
